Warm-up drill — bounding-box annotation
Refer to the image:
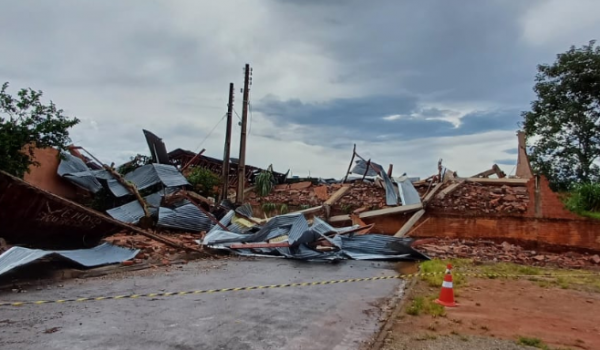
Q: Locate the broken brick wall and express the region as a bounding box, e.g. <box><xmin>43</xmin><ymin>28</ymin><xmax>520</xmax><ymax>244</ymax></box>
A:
<box><xmin>22</xmin><ymin>147</ymin><xmax>79</xmax><ymax>199</ymax></box>
<box><xmin>408</xmin><ymin>215</ymin><xmax>600</xmax><ymax>253</ymax></box>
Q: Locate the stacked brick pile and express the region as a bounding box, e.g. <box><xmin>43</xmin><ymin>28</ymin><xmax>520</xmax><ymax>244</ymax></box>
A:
<box><xmin>248</xmin><ymin>181</ymin><xmax>388</xmax><ymax>212</ymax></box>
<box><xmin>414</xmin><ymin>238</ymin><xmax>600</xmax><ymax>268</ymax></box>
<box><xmin>331</xmin><ymin>182</ymin><xmax>387</xmax><ymax>210</ymax></box>
<box><xmin>248</xmin><ymin>181</ymin><xmax>321</xmax><ymax>207</ymax></box>
<box><xmin>430</xmin><ymin>182</ymin><xmax>529</xmax><ymax>215</ymax></box>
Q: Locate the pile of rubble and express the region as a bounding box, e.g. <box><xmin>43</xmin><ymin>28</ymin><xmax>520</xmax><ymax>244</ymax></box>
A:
<box><xmin>103</xmin><ymin>232</ymin><xmax>207</xmax><ymax>264</ymax></box>
<box><xmin>328</xmin><ymin>182</ymin><xmax>387</xmax><ymax>211</ymax></box>
<box><xmin>248</xmin><ymin>181</ymin><xmax>387</xmax><ymax>212</ymax></box>
<box><xmin>429</xmin><ymin>182</ymin><xmax>529</xmax><ymax>215</ymax></box>
<box><xmin>414</xmin><ymin>238</ymin><xmax>600</xmax><ymax>268</ymax></box>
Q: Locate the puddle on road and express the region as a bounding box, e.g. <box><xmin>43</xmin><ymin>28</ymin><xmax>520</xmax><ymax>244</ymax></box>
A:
<box><xmin>394</xmin><ymin>261</ymin><xmax>419</xmax><ymax>275</ymax></box>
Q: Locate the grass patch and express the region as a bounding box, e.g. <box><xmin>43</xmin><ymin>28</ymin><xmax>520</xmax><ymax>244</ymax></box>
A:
<box><xmin>480</xmin><ymin>262</ymin><xmax>542</xmax><ymax>277</ymax></box>
<box><xmin>419</xmin><ymin>258</ymin><xmax>470</xmax><ymax>288</ymax></box>
<box><xmin>414</xmin><ymin>333</ymin><xmax>437</xmax><ymax>341</ymax></box>
<box><xmin>517</xmin><ymin>336</ymin><xmax>549</xmax><ymax>349</ymax></box>
<box><xmin>406</xmin><ymin>296</ymin><xmax>446</xmax><ymax>317</ymax></box>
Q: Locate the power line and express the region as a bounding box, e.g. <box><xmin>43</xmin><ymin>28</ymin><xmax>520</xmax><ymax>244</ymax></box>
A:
<box><xmin>193</xmin><ymin>113</ymin><xmax>227</xmax><ymax>152</ymax></box>
<box><xmin>233</xmin><ymin>108</ymin><xmax>242</xmax><ymax>122</ymax></box>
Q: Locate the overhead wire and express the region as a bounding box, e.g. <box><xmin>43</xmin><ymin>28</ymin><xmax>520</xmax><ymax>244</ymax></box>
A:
<box><xmin>192</xmin><ymin>113</ymin><xmax>227</xmax><ymax>153</ymax></box>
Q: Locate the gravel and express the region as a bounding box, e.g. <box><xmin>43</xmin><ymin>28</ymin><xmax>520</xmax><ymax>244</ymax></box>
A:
<box><xmin>382</xmin><ymin>334</ymin><xmax>535</xmax><ymax>350</ymax></box>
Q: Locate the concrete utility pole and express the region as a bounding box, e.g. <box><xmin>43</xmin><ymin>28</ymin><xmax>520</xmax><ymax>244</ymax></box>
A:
<box><xmin>236</xmin><ymin>64</ymin><xmax>251</xmax><ymax>203</ymax></box>
<box><xmin>221</xmin><ymin>82</ymin><xmax>234</xmax><ymax>202</ymax></box>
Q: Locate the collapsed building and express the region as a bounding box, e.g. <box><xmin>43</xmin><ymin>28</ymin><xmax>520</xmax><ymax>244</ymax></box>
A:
<box><xmin>1</xmin><ymin>129</ymin><xmax>600</xmax><ymax>280</ymax></box>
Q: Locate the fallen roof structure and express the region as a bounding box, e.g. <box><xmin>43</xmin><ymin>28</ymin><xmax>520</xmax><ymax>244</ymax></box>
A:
<box><xmin>0</xmin><ymin>243</ymin><xmax>139</xmax><ymax>277</ymax></box>
<box><xmin>201</xmin><ymin>211</ymin><xmax>429</xmax><ymax>261</ymax></box>
<box><xmin>0</xmin><ymin>170</ymin><xmax>123</xmax><ymax>246</ymax></box>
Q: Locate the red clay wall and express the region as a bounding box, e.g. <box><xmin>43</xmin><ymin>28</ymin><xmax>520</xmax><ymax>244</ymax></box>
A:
<box><xmin>408</xmin><ymin>215</ymin><xmax>600</xmax><ymax>253</ymax></box>
<box><xmin>23</xmin><ymin>147</ymin><xmax>78</xmax><ymax>199</ymax></box>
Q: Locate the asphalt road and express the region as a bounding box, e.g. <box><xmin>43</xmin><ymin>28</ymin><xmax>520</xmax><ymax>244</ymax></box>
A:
<box><xmin>0</xmin><ymin>258</ymin><xmax>405</xmax><ymax>350</ymax></box>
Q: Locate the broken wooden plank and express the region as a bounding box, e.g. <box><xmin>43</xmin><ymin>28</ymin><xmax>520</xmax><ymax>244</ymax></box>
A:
<box><xmin>406</xmin><ymin>217</ymin><xmax>430</xmax><ymax>237</ymax></box>
<box><xmin>394</xmin><ymin>209</ymin><xmax>425</xmax><ymax>237</ymax></box>
<box><xmin>437</xmin><ymin>181</ymin><xmax>465</xmax><ymax>200</ymax></box>
<box><xmin>464</xmin><ymin>177</ymin><xmax>528</xmax><ymax>186</ymax></box>
<box><xmin>422</xmin><ymin>183</ymin><xmax>443</xmax><ymax>205</ymax></box>
<box><xmin>342</xmin><ymin>144</ymin><xmax>357</xmax><ymax>183</ymax></box>
<box><xmin>323</xmin><ymin>223</ymin><xmax>375</xmax><ymax>237</ymax></box>
<box><xmin>360</xmin><ymin>203</ymin><xmax>423</xmax><ymax>219</ymax></box>
<box><xmin>329</xmin><ymin>203</ymin><xmax>423</xmax><ymax>223</ymax></box>
<box><xmin>324</xmin><ymin>186</ymin><xmax>351</xmax><ymax>206</ymax></box>
<box><xmin>230</xmin><ymin>242</ymin><xmax>291</xmax><ymax>249</ymax></box>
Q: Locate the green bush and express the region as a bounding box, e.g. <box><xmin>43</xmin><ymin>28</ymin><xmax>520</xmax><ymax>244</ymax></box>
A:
<box><xmin>255</xmin><ymin>165</ymin><xmax>275</xmax><ymax>197</ymax></box>
<box><xmin>566</xmin><ymin>182</ymin><xmax>600</xmax><ymax>214</ymax></box>
<box><xmin>186</xmin><ymin>167</ymin><xmax>221</xmax><ymax>197</ymax></box>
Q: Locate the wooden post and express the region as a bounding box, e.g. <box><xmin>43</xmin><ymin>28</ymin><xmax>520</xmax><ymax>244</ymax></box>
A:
<box><xmin>387</xmin><ymin>164</ymin><xmax>393</xmax><ymax>178</ymax></box>
<box><xmin>236</xmin><ymin>64</ymin><xmax>251</xmax><ymax>203</ymax></box>
<box><xmin>361</xmin><ymin>159</ymin><xmax>371</xmax><ymax>181</ymax></box>
<box><xmin>222</xmin><ymin>83</ymin><xmax>234</xmax><ymax>202</ymax></box>
<box><xmin>342</xmin><ymin>144</ymin><xmax>356</xmax><ymax>183</ymax></box>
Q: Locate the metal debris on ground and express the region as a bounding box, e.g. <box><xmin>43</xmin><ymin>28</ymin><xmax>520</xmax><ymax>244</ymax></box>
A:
<box><xmin>0</xmin><ymin>243</ymin><xmax>139</xmax><ymax>277</ymax></box>
<box><xmin>201</xmin><ymin>211</ymin><xmax>428</xmax><ymax>261</ymax></box>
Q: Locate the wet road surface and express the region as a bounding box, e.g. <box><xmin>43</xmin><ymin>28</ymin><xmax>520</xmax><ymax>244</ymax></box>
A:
<box><xmin>0</xmin><ymin>258</ymin><xmax>404</xmax><ymax>350</ymax></box>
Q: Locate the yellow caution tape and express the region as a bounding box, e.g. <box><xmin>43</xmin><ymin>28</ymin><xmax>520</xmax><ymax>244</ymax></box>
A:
<box><xmin>0</xmin><ymin>271</ymin><xmax>595</xmax><ymax>307</ymax></box>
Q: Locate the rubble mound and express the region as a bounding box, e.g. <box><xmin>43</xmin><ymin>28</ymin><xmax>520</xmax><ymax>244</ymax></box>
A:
<box><xmin>104</xmin><ymin>232</ymin><xmax>207</xmax><ymax>264</ymax></box>
<box><xmin>430</xmin><ymin>183</ymin><xmax>529</xmax><ymax>215</ymax></box>
<box><xmin>414</xmin><ymin>238</ymin><xmax>600</xmax><ymax>269</ymax></box>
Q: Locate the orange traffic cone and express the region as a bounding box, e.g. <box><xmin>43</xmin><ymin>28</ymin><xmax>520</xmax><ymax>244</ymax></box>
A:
<box><xmin>435</xmin><ymin>264</ymin><xmax>457</xmax><ymax>307</ymax></box>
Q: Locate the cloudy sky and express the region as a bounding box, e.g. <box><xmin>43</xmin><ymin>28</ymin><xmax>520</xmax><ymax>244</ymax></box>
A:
<box><xmin>1</xmin><ymin>0</ymin><xmax>599</xmax><ymax>178</ymax></box>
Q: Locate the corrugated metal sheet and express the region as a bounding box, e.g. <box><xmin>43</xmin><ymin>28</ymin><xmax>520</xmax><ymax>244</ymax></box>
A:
<box><xmin>0</xmin><ymin>243</ymin><xmax>139</xmax><ymax>276</ymax></box>
<box><xmin>108</xmin><ymin>164</ymin><xmax>190</xmax><ymax>197</ymax></box>
<box><xmin>235</xmin><ymin>203</ymin><xmax>254</xmax><ymax>218</ymax></box>
<box><xmin>57</xmin><ymin>154</ymin><xmax>103</xmax><ymax>193</ymax></box>
<box><xmin>157</xmin><ymin>204</ymin><xmax>213</xmax><ymax>232</ymax></box>
<box><xmin>106</xmin><ymin>191</ymin><xmax>165</xmax><ymax>224</ymax></box>
<box><xmin>335</xmin><ymin>234</ymin><xmax>429</xmax><ymax>260</ymax></box>
<box><xmin>199</xmin><ymin>210</ymin><xmax>428</xmax><ymax>261</ymax></box>
<box><xmin>396</xmin><ymin>177</ymin><xmax>421</xmax><ymax>206</ymax></box>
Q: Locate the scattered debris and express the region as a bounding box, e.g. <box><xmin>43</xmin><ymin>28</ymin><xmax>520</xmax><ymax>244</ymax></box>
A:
<box><xmin>201</xmin><ymin>210</ymin><xmax>429</xmax><ymax>261</ymax></box>
<box><xmin>414</xmin><ymin>238</ymin><xmax>600</xmax><ymax>268</ymax></box>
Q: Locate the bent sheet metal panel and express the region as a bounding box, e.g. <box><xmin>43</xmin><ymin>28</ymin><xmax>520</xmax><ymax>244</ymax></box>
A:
<box><xmin>157</xmin><ymin>204</ymin><xmax>213</xmax><ymax>232</ymax></box>
<box><xmin>57</xmin><ymin>153</ymin><xmax>103</xmax><ymax>193</ymax></box>
<box><xmin>0</xmin><ymin>243</ymin><xmax>139</xmax><ymax>276</ymax></box>
<box><xmin>107</xmin><ymin>164</ymin><xmax>190</xmax><ymax>197</ymax></box>
<box><xmin>0</xmin><ymin>171</ymin><xmax>121</xmax><ymax>245</ymax></box>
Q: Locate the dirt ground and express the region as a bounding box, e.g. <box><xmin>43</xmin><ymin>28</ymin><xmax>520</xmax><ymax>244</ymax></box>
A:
<box><xmin>382</xmin><ymin>277</ymin><xmax>600</xmax><ymax>350</ymax></box>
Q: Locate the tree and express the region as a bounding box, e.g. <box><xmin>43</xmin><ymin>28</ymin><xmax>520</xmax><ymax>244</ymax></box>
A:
<box><xmin>522</xmin><ymin>41</ymin><xmax>600</xmax><ymax>190</ymax></box>
<box><xmin>0</xmin><ymin>82</ymin><xmax>80</xmax><ymax>178</ymax></box>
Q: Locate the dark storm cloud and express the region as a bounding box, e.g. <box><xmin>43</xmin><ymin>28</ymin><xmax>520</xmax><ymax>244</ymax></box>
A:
<box><xmin>255</xmin><ymin>95</ymin><xmax>521</xmax><ymax>142</ymax></box>
<box><xmin>272</xmin><ymin>0</ymin><xmax>545</xmax><ymax>106</ymax></box>
<box><xmin>503</xmin><ymin>148</ymin><xmax>519</xmax><ymax>155</ymax></box>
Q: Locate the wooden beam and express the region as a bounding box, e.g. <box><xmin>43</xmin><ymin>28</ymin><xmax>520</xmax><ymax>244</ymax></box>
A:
<box><xmin>437</xmin><ymin>181</ymin><xmax>465</xmax><ymax>200</ymax></box>
<box><xmin>230</xmin><ymin>242</ymin><xmax>290</xmax><ymax>249</ymax></box>
<box><xmin>324</xmin><ymin>186</ymin><xmax>351</xmax><ymax>206</ymax></box>
<box><xmin>360</xmin><ymin>203</ymin><xmax>422</xmax><ymax>219</ymax></box>
<box><xmin>406</xmin><ymin>217</ymin><xmax>430</xmax><ymax>237</ymax></box>
<box><xmin>329</xmin><ymin>203</ymin><xmax>423</xmax><ymax>223</ymax></box>
<box><xmin>342</xmin><ymin>144</ymin><xmax>356</xmax><ymax>183</ymax></box>
<box><xmin>394</xmin><ymin>209</ymin><xmax>425</xmax><ymax>237</ymax></box>
<box><xmin>464</xmin><ymin>177</ymin><xmax>528</xmax><ymax>186</ymax></box>
<box><xmin>422</xmin><ymin>183</ymin><xmax>442</xmax><ymax>205</ymax></box>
